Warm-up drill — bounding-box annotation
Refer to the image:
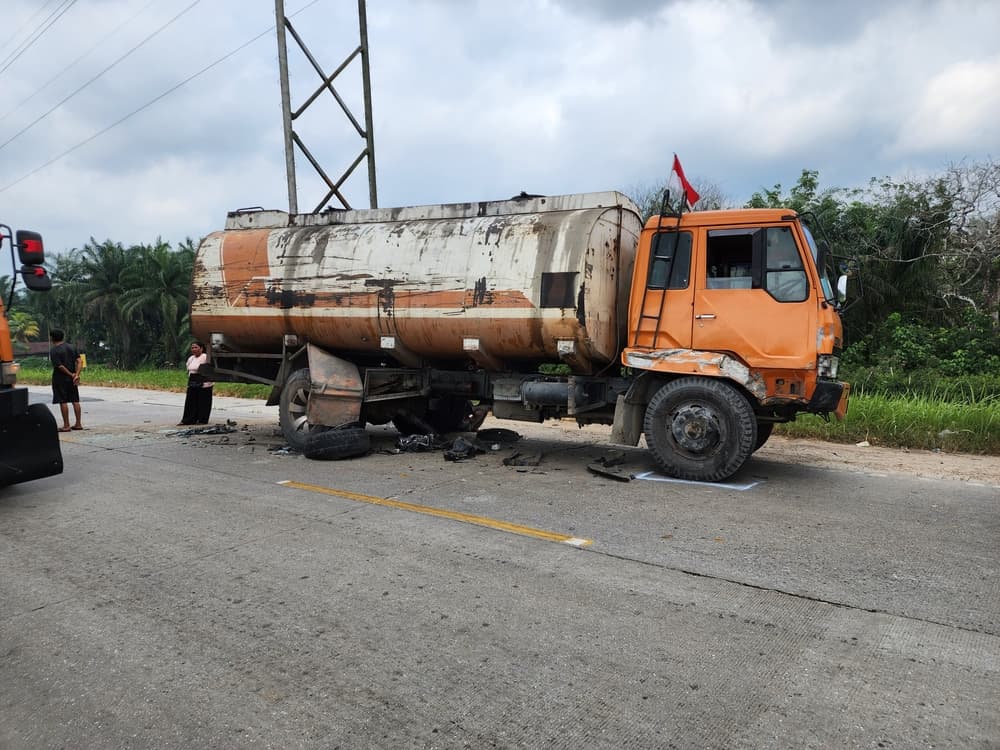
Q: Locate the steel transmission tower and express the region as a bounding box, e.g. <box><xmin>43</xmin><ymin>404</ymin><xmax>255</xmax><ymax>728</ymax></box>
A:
<box><xmin>274</xmin><ymin>0</ymin><xmax>378</xmax><ymax>213</ymax></box>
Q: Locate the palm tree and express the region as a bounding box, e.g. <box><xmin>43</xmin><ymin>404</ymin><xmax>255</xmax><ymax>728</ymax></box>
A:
<box><xmin>119</xmin><ymin>239</ymin><xmax>194</xmax><ymax>364</ymax></box>
<box><xmin>7</xmin><ymin>310</ymin><xmax>40</xmax><ymax>345</ymax></box>
<box><xmin>78</xmin><ymin>239</ymin><xmax>134</xmax><ymax>367</ymax></box>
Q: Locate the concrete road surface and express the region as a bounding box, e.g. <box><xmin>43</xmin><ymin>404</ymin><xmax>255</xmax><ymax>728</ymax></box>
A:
<box><xmin>2</xmin><ymin>386</ymin><xmax>998</xmax><ymax>748</ymax></box>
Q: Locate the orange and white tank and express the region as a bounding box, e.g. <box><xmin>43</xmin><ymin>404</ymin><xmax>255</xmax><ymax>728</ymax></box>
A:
<box><xmin>191</xmin><ymin>192</ymin><xmax>641</xmax><ymax>371</ymax></box>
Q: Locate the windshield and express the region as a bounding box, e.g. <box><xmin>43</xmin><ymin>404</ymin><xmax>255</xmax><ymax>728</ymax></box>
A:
<box><xmin>801</xmin><ymin>221</ymin><xmax>838</xmax><ymax>304</ymax></box>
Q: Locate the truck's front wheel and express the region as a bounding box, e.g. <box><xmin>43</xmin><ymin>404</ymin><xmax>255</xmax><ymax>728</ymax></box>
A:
<box><xmin>643</xmin><ymin>377</ymin><xmax>757</xmax><ymax>482</ymax></box>
<box><xmin>279</xmin><ymin>368</ymin><xmax>323</xmax><ymax>451</ymax></box>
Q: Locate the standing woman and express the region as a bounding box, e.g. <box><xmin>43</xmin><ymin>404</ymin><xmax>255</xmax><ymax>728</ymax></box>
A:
<box><xmin>178</xmin><ymin>341</ymin><xmax>214</xmax><ymax>425</ymax></box>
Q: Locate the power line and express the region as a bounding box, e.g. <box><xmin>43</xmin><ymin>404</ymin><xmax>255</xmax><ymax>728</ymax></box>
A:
<box><xmin>0</xmin><ymin>0</ymin><xmax>79</xmax><ymax>77</ymax></box>
<box><xmin>0</xmin><ymin>0</ymin><xmax>324</xmax><ymax>196</ymax></box>
<box><xmin>0</xmin><ymin>0</ymin><xmax>163</xmax><ymax>128</ymax></box>
<box><xmin>0</xmin><ymin>0</ymin><xmax>61</xmax><ymax>52</ymax></box>
<box><xmin>0</xmin><ymin>0</ymin><xmax>203</xmax><ymax>154</ymax></box>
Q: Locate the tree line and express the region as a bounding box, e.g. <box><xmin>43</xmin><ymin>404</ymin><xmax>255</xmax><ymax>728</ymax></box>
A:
<box><xmin>5</xmin><ymin>159</ymin><xmax>999</xmax><ymax>380</ymax></box>
<box><xmin>4</xmin><ymin>238</ymin><xmax>196</xmax><ymax>368</ymax></box>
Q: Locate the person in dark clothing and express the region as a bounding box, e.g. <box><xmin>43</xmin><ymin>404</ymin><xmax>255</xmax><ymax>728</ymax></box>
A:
<box><xmin>178</xmin><ymin>340</ymin><xmax>214</xmax><ymax>425</ymax></box>
<box><xmin>49</xmin><ymin>329</ymin><xmax>83</xmax><ymax>431</ymax></box>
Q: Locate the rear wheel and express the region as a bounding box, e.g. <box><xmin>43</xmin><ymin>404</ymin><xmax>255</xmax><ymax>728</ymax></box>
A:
<box><xmin>426</xmin><ymin>398</ymin><xmax>474</xmax><ymax>433</ymax></box>
<box><xmin>393</xmin><ymin>398</ymin><xmax>474</xmax><ymax>435</ymax></box>
<box><xmin>279</xmin><ymin>368</ymin><xmax>323</xmax><ymax>451</ymax></box>
<box><xmin>643</xmin><ymin>377</ymin><xmax>757</xmax><ymax>482</ymax></box>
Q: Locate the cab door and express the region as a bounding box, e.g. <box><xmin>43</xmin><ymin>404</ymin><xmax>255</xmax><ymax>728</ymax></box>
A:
<box><xmin>691</xmin><ymin>224</ymin><xmax>815</xmax><ymax>369</ymax></box>
<box><xmin>629</xmin><ymin>230</ymin><xmax>696</xmax><ymax>349</ymax></box>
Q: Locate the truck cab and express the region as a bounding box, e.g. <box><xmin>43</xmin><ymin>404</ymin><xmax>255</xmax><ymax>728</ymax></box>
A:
<box><xmin>615</xmin><ymin>209</ymin><xmax>850</xmax><ymax>481</ymax></box>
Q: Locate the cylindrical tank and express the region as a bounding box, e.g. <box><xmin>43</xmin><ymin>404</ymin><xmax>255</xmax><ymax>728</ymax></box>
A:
<box><xmin>191</xmin><ymin>192</ymin><xmax>641</xmax><ymax>371</ymax></box>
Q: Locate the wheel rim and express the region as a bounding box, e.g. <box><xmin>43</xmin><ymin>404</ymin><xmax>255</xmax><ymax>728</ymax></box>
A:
<box><xmin>288</xmin><ymin>385</ymin><xmax>309</xmax><ymax>434</ymax></box>
<box><xmin>669</xmin><ymin>403</ymin><xmax>723</xmax><ymax>456</ymax></box>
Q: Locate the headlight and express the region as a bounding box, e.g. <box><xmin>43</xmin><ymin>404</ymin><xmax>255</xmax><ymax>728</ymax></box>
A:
<box><xmin>817</xmin><ymin>355</ymin><xmax>839</xmax><ymax>379</ymax></box>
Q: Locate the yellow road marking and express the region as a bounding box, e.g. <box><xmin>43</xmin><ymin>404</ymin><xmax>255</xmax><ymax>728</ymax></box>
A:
<box><xmin>278</xmin><ymin>479</ymin><xmax>592</xmax><ymax>547</ymax></box>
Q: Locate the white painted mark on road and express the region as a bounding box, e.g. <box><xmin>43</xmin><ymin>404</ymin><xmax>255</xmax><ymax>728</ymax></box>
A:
<box><xmin>634</xmin><ymin>472</ymin><xmax>763</xmax><ymax>491</ymax></box>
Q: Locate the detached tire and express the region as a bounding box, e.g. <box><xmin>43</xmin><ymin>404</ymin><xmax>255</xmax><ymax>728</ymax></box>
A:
<box><xmin>302</xmin><ymin>427</ymin><xmax>371</xmax><ymax>461</ymax></box>
<box><xmin>643</xmin><ymin>377</ymin><xmax>757</xmax><ymax>482</ymax></box>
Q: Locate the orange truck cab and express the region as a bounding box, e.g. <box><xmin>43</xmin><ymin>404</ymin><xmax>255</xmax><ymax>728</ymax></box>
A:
<box><xmin>610</xmin><ymin>208</ymin><xmax>850</xmax><ymax>480</ymax></box>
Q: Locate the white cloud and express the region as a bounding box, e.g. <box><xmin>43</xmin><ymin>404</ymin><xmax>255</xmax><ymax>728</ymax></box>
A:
<box><xmin>892</xmin><ymin>56</ymin><xmax>1000</xmax><ymax>155</ymax></box>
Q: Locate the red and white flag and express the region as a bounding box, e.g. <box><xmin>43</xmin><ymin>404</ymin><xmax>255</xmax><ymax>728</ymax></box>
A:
<box><xmin>671</xmin><ymin>154</ymin><xmax>700</xmax><ymax>210</ymax></box>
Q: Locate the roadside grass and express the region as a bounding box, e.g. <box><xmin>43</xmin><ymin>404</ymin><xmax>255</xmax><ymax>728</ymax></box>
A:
<box><xmin>776</xmin><ymin>392</ymin><xmax>1000</xmax><ymax>454</ymax></box>
<box><xmin>16</xmin><ymin>364</ymin><xmax>271</xmax><ymax>399</ymax></box>
<box><xmin>16</xmin><ymin>364</ymin><xmax>1000</xmax><ymax>454</ymax></box>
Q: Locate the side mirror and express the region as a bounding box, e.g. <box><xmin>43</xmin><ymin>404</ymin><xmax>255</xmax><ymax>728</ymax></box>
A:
<box><xmin>837</xmin><ymin>274</ymin><xmax>848</xmax><ymax>302</ymax></box>
<box><xmin>20</xmin><ymin>264</ymin><xmax>52</xmax><ymax>292</ymax></box>
<box><xmin>15</xmin><ymin>230</ymin><xmax>44</xmax><ymax>265</ymax></box>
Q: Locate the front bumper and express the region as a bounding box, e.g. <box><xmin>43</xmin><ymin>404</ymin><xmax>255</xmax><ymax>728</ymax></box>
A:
<box><xmin>807</xmin><ymin>379</ymin><xmax>851</xmax><ymax>420</ymax></box>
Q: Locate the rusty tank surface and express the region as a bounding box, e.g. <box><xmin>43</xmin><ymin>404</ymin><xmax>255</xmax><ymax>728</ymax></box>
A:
<box><xmin>191</xmin><ymin>192</ymin><xmax>641</xmax><ymax>372</ymax></box>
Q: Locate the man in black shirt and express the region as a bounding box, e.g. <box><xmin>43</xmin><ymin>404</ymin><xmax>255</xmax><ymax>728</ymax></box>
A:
<box><xmin>49</xmin><ymin>329</ymin><xmax>83</xmax><ymax>431</ymax></box>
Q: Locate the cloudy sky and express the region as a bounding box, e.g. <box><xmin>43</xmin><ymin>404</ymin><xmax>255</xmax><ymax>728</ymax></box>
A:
<box><xmin>2</xmin><ymin>0</ymin><xmax>999</xmax><ymax>276</ymax></box>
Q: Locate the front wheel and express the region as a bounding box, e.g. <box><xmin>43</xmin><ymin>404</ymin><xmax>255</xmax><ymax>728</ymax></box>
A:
<box><xmin>643</xmin><ymin>377</ymin><xmax>757</xmax><ymax>482</ymax></box>
<box><xmin>754</xmin><ymin>421</ymin><xmax>774</xmax><ymax>452</ymax></box>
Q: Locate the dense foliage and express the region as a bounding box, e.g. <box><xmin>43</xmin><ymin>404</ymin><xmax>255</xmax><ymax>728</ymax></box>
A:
<box><xmin>743</xmin><ymin>163</ymin><xmax>1000</xmax><ymax>393</ymax></box>
<box><xmin>6</xmin><ymin>238</ymin><xmax>196</xmax><ymax>367</ymax></box>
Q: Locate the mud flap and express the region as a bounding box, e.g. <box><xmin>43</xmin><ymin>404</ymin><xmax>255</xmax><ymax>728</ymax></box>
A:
<box><xmin>0</xmin><ymin>404</ymin><xmax>64</xmax><ymax>486</ymax></box>
<box><xmin>305</xmin><ymin>343</ymin><xmax>364</xmax><ymax>429</ymax></box>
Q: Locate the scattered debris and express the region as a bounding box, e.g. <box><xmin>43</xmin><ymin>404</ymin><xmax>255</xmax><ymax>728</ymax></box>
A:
<box><xmin>855</xmin><ymin>440</ymin><xmax>871</xmax><ymax>448</ymax></box>
<box><xmin>594</xmin><ymin>450</ymin><xmax>626</xmax><ymax>467</ymax></box>
<box><xmin>503</xmin><ymin>451</ymin><xmax>542</xmax><ymax>467</ymax></box>
<box><xmin>395</xmin><ymin>434</ymin><xmax>448</xmax><ymax>453</ymax></box>
<box><xmin>475</xmin><ymin>428</ymin><xmax>521</xmax><ymax>444</ymax></box>
<box><xmin>587</xmin><ymin>463</ymin><xmax>635</xmax><ymax>482</ymax></box>
<box><xmin>269</xmin><ymin>445</ymin><xmax>299</xmax><ymax>455</ymax></box>
<box><xmin>173</xmin><ymin>425</ymin><xmax>237</xmax><ymax>437</ymax></box>
<box><xmin>443</xmin><ymin>436</ymin><xmax>490</xmax><ymax>462</ymax></box>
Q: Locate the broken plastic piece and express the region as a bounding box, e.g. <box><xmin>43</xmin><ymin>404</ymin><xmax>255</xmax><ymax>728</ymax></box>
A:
<box><xmin>503</xmin><ymin>451</ymin><xmax>542</xmax><ymax>467</ymax></box>
<box><xmin>443</xmin><ymin>436</ymin><xmax>489</xmax><ymax>461</ymax></box>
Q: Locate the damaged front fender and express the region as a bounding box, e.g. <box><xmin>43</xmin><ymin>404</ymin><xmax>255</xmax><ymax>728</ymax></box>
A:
<box><xmin>622</xmin><ymin>348</ymin><xmax>768</xmax><ymax>402</ymax></box>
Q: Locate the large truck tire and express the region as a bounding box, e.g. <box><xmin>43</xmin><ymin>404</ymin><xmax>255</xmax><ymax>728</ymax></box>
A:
<box><xmin>426</xmin><ymin>398</ymin><xmax>474</xmax><ymax>433</ymax></box>
<box><xmin>754</xmin><ymin>422</ymin><xmax>774</xmax><ymax>452</ymax></box>
<box><xmin>0</xmin><ymin>403</ymin><xmax>64</xmax><ymax>486</ymax></box>
<box><xmin>643</xmin><ymin>377</ymin><xmax>757</xmax><ymax>482</ymax></box>
<box><xmin>392</xmin><ymin>410</ymin><xmax>433</xmax><ymax>436</ymax></box>
<box><xmin>279</xmin><ymin>368</ymin><xmax>320</xmax><ymax>451</ymax></box>
<box><xmin>302</xmin><ymin>427</ymin><xmax>371</xmax><ymax>461</ymax></box>
<box><xmin>393</xmin><ymin>399</ymin><xmax>474</xmax><ymax>435</ymax></box>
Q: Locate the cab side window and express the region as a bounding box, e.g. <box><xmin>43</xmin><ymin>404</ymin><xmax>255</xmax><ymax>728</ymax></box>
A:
<box><xmin>765</xmin><ymin>226</ymin><xmax>808</xmax><ymax>302</ymax></box>
<box><xmin>647</xmin><ymin>231</ymin><xmax>692</xmax><ymax>289</ymax></box>
<box><xmin>706</xmin><ymin>229</ymin><xmax>755</xmax><ymax>289</ymax></box>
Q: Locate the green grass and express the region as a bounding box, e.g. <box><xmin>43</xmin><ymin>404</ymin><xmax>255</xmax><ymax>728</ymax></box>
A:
<box><xmin>777</xmin><ymin>392</ymin><xmax>1000</xmax><ymax>454</ymax></box>
<box><xmin>15</xmin><ymin>364</ymin><xmax>1000</xmax><ymax>454</ymax></box>
<box><xmin>16</xmin><ymin>364</ymin><xmax>271</xmax><ymax>399</ymax></box>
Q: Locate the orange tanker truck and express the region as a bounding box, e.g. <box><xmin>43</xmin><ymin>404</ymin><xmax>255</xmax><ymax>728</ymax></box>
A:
<box><xmin>1</xmin><ymin>225</ymin><xmax>62</xmax><ymax>487</ymax></box>
<box><xmin>191</xmin><ymin>191</ymin><xmax>849</xmax><ymax>482</ymax></box>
